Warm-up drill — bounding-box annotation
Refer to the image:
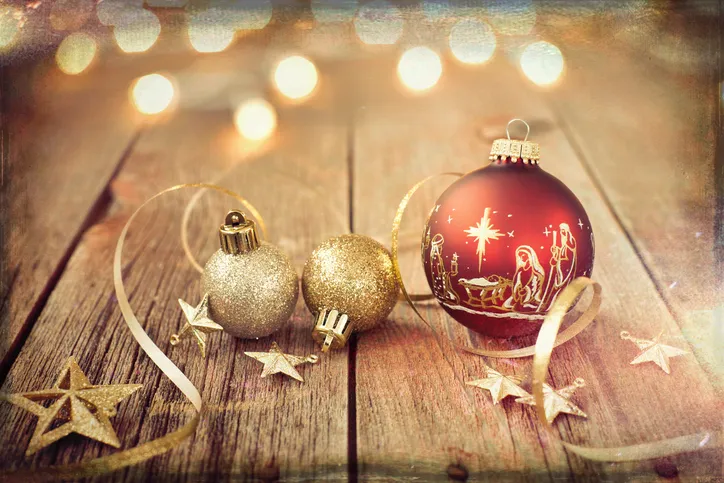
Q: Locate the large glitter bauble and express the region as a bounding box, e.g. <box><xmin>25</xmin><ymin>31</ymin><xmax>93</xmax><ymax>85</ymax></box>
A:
<box><xmin>422</xmin><ymin>137</ymin><xmax>594</xmax><ymax>338</ymax></box>
<box><xmin>202</xmin><ymin>211</ymin><xmax>298</xmax><ymax>339</ymax></box>
<box><xmin>302</xmin><ymin>234</ymin><xmax>399</xmax><ymax>338</ymax></box>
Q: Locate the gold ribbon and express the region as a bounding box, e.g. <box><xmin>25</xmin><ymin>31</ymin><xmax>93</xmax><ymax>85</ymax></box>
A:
<box><xmin>532</xmin><ymin>278</ymin><xmax>718</xmax><ymax>461</ymax></box>
<box><xmin>181</xmin><ymin>187</ymin><xmax>268</xmax><ymax>274</ymax></box>
<box><xmin>3</xmin><ymin>184</ymin><xmax>263</xmax><ymax>481</ymax></box>
<box><xmin>179</xmin><ymin>164</ymin><xmax>349</xmax><ymax>274</ymax></box>
<box><xmin>392</xmin><ymin>173</ymin><xmax>721</xmax><ymax>461</ymax></box>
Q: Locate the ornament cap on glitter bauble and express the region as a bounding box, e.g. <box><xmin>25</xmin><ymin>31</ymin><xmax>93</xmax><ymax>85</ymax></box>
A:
<box><xmin>302</xmin><ymin>234</ymin><xmax>399</xmax><ymax>352</ymax></box>
<box><xmin>422</xmin><ymin>119</ymin><xmax>594</xmax><ymax>338</ymax></box>
<box><xmin>202</xmin><ymin>210</ymin><xmax>299</xmax><ymax>339</ymax></box>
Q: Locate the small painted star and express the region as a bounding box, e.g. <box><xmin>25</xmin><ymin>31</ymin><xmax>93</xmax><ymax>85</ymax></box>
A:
<box><xmin>543</xmin><ymin>227</ymin><xmax>551</xmax><ymax>237</ymax></box>
<box><xmin>170</xmin><ymin>294</ymin><xmax>223</xmax><ymax>358</ymax></box>
<box><xmin>516</xmin><ymin>377</ymin><xmax>587</xmax><ymax>424</ymax></box>
<box><xmin>447</xmin><ymin>215</ymin><xmax>453</xmax><ymax>224</ymax></box>
<box><xmin>620</xmin><ymin>331</ymin><xmax>688</xmax><ymax>374</ymax></box>
<box><xmin>1</xmin><ymin>357</ymin><xmax>141</xmax><ymax>456</ymax></box>
<box><xmin>507</xmin><ymin>231</ymin><xmax>514</xmax><ymax>238</ymax></box>
<box><xmin>464</xmin><ymin>207</ymin><xmax>502</xmax><ymax>271</ymax></box>
<box><xmin>245</xmin><ymin>342</ymin><xmax>319</xmax><ymax>382</ymax></box>
<box><xmin>434</xmin><ymin>204</ymin><xmax>440</xmax><ymax>212</ymax></box>
<box><xmin>467</xmin><ymin>366</ymin><xmax>530</xmax><ymax>404</ymax></box>
<box><xmin>578</xmin><ymin>218</ymin><xmax>584</xmax><ymax>229</ymax></box>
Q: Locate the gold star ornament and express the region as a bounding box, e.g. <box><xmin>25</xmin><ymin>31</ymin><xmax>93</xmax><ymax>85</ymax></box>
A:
<box><xmin>466</xmin><ymin>365</ymin><xmax>530</xmax><ymax>404</ymax></box>
<box><xmin>515</xmin><ymin>377</ymin><xmax>587</xmax><ymax>424</ymax></box>
<box><xmin>620</xmin><ymin>330</ymin><xmax>688</xmax><ymax>374</ymax></box>
<box><xmin>170</xmin><ymin>294</ymin><xmax>223</xmax><ymax>358</ymax></box>
<box><xmin>245</xmin><ymin>342</ymin><xmax>319</xmax><ymax>382</ymax></box>
<box><xmin>1</xmin><ymin>357</ymin><xmax>142</xmax><ymax>456</ymax></box>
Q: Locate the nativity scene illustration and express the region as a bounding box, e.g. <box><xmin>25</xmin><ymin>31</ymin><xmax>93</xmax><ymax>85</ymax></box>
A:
<box><xmin>427</xmin><ymin>222</ymin><xmax>578</xmax><ymax>317</ymax></box>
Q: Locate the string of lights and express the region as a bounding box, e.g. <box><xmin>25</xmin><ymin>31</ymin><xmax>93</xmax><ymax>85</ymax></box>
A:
<box><xmin>0</xmin><ymin>2</ymin><xmax>567</xmax><ymax>141</ymax></box>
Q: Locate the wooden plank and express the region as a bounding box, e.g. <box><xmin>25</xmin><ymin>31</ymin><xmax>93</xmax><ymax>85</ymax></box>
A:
<box><xmin>546</xmin><ymin>42</ymin><xmax>724</xmax><ymax>390</ymax></box>
<box><xmin>352</xmin><ymin>55</ymin><xmax>721</xmax><ymax>480</ymax></box>
<box><xmin>0</xmin><ymin>105</ymin><xmax>350</xmax><ymax>478</ymax></box>
<box><xmin>0</xmin><ymin>62</ymin><xmax>140</xmax><ymax>374</ymax></box>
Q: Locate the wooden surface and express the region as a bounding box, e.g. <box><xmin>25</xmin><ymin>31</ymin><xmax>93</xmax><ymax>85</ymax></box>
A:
<box><xmin>0</xmin><ymin>8</ymin><xmax>722</xmax><ymax>482</ymax></box>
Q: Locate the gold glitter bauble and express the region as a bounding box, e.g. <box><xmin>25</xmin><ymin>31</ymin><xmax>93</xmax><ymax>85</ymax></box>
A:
<box><xmin>302</xmin><ymin>234</ymin><xmax>399</xmax><ymax>334</ymax></box>
<box><xmin>202</xmin><ymin>243</ymin><xmax>298</xmax><ymax>339</ymax></box>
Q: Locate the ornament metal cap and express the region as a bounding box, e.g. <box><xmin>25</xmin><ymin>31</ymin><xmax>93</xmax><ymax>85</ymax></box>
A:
<box><xmin>312</xmin><ymin>308</ymin><xmax>353</xmax><ymax>352</ymax></box>
<box><xmin>489</xmin><ymin>119</ymin><xmax>540</xmax><ymax>165</ymax></box>
<box><xmin>218</xmin><ymin>210</ymin><xmax>260</xmax><ymax>255</ymax></box>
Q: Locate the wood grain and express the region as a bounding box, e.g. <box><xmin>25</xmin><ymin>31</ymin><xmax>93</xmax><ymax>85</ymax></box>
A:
<box><xmin>0</xmin><ymin>62</ymin><xmax>140</xmax><ymax>373</ymax></box>
<box><xmin>0</xmin><ymin>11</ymin><xmax>721</xmax><ymax>481</ymax></box>
<box><xmin>352</xmin><ymin>55</ymin><xmax>722</xmax><ymax>480</ymax></box>
<box><xmin>546</xmin><ymin>42</ymin><xmax>724</xmax><ymax>391</ymax></box>
<box><xmin>0</xmin><ymin>104</ymin><xmax>351</xmax><ymax>480</ymax></box>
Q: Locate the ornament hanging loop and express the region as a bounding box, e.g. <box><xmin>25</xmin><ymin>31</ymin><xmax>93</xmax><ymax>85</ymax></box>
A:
<box><xmin>225</xmin><ymin>210</ymin><xmax>247</xmax><ymax>227</ymax></box>
<box><xmin>506</xmin><ymin>118</ymin><xmax>531</xmax><ymax>141</ymax></box>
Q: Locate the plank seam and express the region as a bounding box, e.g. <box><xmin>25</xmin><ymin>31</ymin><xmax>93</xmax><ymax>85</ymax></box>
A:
<box><xmin>347</xmin><ymin>117</ymin><xmax>359</xmax><ymax>483</ymax></box>
<box><xmin>548</xmin><ymin>108</ymin><xmax>686</xmax><ymax>325</ymax></box>
<box><xmin>0</xmin><ymin>127</ymin><xmax>144</xmax><ymax>384</ymax></box>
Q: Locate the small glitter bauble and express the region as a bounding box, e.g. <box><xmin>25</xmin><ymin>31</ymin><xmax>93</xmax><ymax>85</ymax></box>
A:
<box><xmin>302</xmin><ymin>234</ymin><xmax>399</xmax><ymax>350</ymax></box>
<box><xmin>202</xmin><ymin>211</ymin><xmax>299</xmax><ymax>339</ymax></box>
<box><xmin>422</xmin><ymin>121</ymin><xmax>594</xmax><ymax>338</ymax></box>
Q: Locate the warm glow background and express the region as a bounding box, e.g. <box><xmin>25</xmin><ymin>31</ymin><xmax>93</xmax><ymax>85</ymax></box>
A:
<box><xmin>0</xmin><ymin>1</ymin><xmax>721</xmax><ymax>481</ymax></box>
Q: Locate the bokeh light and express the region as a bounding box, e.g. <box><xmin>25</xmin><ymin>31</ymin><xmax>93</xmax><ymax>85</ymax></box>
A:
<box><xmin>234</xmin><ymin>98</ymin><xmax>277</xmax><ymax>141</ymax></box>
<box><xmin>131</xmin><ymin>74</ymin><xmax>175</xmax><ymax>115</ymax></box>
<box><xmin>421</xmin><ymin>0</ymin><xmax>453</xmax><ymax>22</ymax></box>
<box><xmin>0</xmin><ymin>6</ymin><xmax>22</xmax><ymax>50</ymax></box>
<box><xmin>234</xmin><ymin>0</ymin><xmax>272</xmax><ymax>30</ymax></box>
<box><xmin>520</xmin><ymin>41</ymin><xmax>564</xmax><ymax>86</ymax></box>
<box><xmin>274</xmin><ymin>55</ymin><xmax>318</xmax><ymax>100</ymax></box>
<box><xmin>397</xmin><ymin>47</ymin><xmax>442</xmax><ymax>92</ymax></box>
<box><xmin>97</xmin><ymin>0</ymin><xmax>140</xmax><ymax>26</ymax></box>
<box><xmin>354</xmin><ymin>0</ymin><xmax>403</xmax><ymax>46</ymax></box>
<box><xmin>113</xmin><ymin>10</ymin><xmax>161</xmax><ymax>53</ymax></box>
<box><xmin>311</xmin><ymin>0</ymin><xmax>357</xmax><ymax>23</ymax></box>
<box><xmin>486</xmin><ymin>0</ymin><xmax>536</xmax><ymax>36</ymax></box>
<box><xmin>55</xmin><ymin>32</ymin><xmax>97</xmax><ymax>75</ymax></box>
<box><xmin>188</xmin><ymin>11</ymin><xmax>235</xmax><ymax>53</ymax></box>
<box><xmin>449</xmin><ymin>19</ymin><xmax>496</xmax><ymax>65</ymax></box>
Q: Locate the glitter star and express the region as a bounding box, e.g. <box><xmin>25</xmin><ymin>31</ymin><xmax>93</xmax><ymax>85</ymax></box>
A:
<box><xmin>467</xmin><ymin>366</ymin><xmax>529</xmax><ymax>405</ymax></box>
<box><xmin>620</xmin><ymin>331</ymin><xmax>688</xmax><ymax>374</ymax></box>
<box><xmin>170</xmin><ymin>294</ymin><xmax>223</xmax><ymax>358</ymax></box>
<box><xmin>245</xmin><ymin>342</ymin><xmax>319</xmax><ymax>382</ymax></box>
<box><xmin>516</xmin><ymin>378</ymin><xmax>587</xmax><ymax>424</ymax></box>
<box><xmin>464</xmin><ymin>207</ymin><xmax>502</xmax><ymax>271</ymax></box>
<box><xmin>1</xmin><ymin>357</ymin><xmax>141</xmax><ymax>456</ymax></box>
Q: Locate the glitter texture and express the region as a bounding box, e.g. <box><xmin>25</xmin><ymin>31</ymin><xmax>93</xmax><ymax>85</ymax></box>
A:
<box><xmin>202</xmin><ymin>243</ymin><xmax>298</xmax><ymax>339</ymax></box>
<box><xmin>302</xmin><ymin>234</ymin><xmax>399</xmax><ymax>332</ymax></box>
<box><xmin>2</xmin><ymin>357</ymin><xmax>142</xmax><ymax>456</ymax></box>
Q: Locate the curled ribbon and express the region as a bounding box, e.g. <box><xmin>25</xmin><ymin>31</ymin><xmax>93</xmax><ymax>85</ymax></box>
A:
<box><xmin>392</xmin><ymin>173</ymin><xmax>721</xmax><ymax>461</ymax></box>
<box><xmin>179</xmin><ymin>165</ymin><xmax>349</xmax><ymax>274</ymax></box>
<box><xmin>532</xmin><ymin>278</ymin><xmax>718</xmax><ymax>461</ymax></box>
<box><xmin>181</xmin><ymin>187</ymin><xmax>268</xmax><ymax>274</ymax></box>
<box><xmin>3</xmin><ymin>183</ymin><xmax>263</xmax><ymax>481</ymax></box>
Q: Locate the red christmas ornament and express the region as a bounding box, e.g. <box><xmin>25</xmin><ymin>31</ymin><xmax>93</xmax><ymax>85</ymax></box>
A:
<box><xmin>422</xmin><ymin>120</ymin><xmax>594</xmax><ymax>338</ymax></box>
